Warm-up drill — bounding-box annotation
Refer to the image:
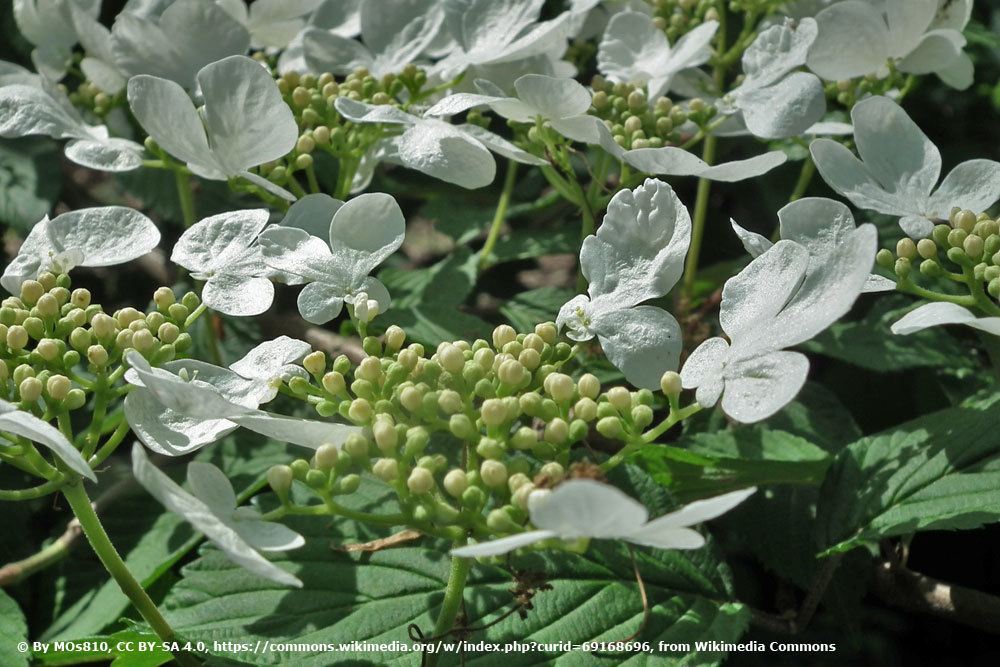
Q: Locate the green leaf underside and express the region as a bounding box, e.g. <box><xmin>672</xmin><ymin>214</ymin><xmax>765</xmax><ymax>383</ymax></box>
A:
<box><xmin>818</xmin><ymin>391</ymin><xmax>1000</xmax><ymax>555</ymax></box>
<box><xmin>163</xmin><ymin>475</ymin><xmax>749</xmax><ymax>665</ymax></box>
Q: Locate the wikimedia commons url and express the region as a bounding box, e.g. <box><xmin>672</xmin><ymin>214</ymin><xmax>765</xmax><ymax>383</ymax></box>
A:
<box><xmin>20</xmin><ymin>639</ymin><xmax>839</xmax><ymax>657</ymax></box>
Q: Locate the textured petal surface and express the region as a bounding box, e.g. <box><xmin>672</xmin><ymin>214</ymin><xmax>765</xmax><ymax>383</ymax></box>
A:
<box><xmin>532</xmin><ymin>480</ymin><xmax>648</xmax><ymax>539</ymax></box>
<box><xmin>0</xmin><ymin>399</ymin><xmax>95</xmax><ymax>481</ymax></box>
<box><xmin>890</xmin><ymin>302</ymin><xmax>1000</xmax><ymax>336</ymax></box>
<box><xmin>721</xmin><ymin>350</ymin><xmax>810</xmax><ymax>423</ymax></box>
<box><xmin>592</xmin><ymin>306</ymin><xmax>682</xmax><ymax>390</ymax></box>
<box><xmin>48</xmin><ymin>207</ymin><xmax>160</xmax><ymax>267</ymax></box>
<box><xmin>807</xmin><ymin>1</ymin><xmax>888</xmax><ymax>80</ymax></box>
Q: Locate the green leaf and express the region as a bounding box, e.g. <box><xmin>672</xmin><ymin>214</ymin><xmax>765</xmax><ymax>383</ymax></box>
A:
<box><xmin>162</xmin><ymin>474</ymin><xmax>749</xmax><ymax>665</ymax></box>
<box><xmin>418</xmin><ymin>198</ymin><xmax>493</xmax><ymax>244</ymax></box>
<box><xmin>635</xmin><ymin>427</ymin><xmax>832</xmax><ymax>504</ymax></box>
<box><xmin>32</xmin><ymin>629</ymin><xmax>172</xmax><ymax>667</ymax></box>
<box><xmin>39</xmin><ymin>434</ymin><xmax>293</xmax><ymax>641</ymax></box>
<box><xmin>382</xmin><ymin>304</ymin><xmax>493</xmax><ymax>347</ymax></box>
<box><xmin>0</xmin><ymin>137</ymin><xmax>62</xmax><ymax>232</ymax></box>
<box><xmin>800</xmin><ymin>296</ymin><xmax>976</xmax><ymax>373</ymax></box>
<box><xmin>115</xmin><ymin>169</ymin><xmax>242</xmax><ymax>229</ymax></box>
<box><xmin>490</xmin><ymin>227</ymin><xmax>577</xmax><ymax>263</ymax></box>
<box><xmin>380</xmin><ymin>248</ymin><xmax>478</xmax><ymax>309</ymax></box>
<box><xmin>817</xmin><ymin>391</ymin><xmax>1000</xmax><ymax>556</ymax></box>
<box><xmin>500</xmin><ymin>287</ymin><xmax>575</xmax><ymax>331</ymax></box>
<box><xmin>0</xmin><ymin>589</ymin><xmax>28</xmax><ymax>667</ymax></box>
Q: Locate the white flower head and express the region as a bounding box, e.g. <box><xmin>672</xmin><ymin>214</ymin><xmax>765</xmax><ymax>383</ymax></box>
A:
<box><xmin>1</xmin><ymin>207</ymin><xmax>160</xmax><ymax>295</ymax></box>
<box><xmin>111</xmin><ymin>0</ymin><xmax>250</xmax><ymax>89</ymax></box>
<box><xmin>13</xmin><ymin>0</ymin><xmax>99</xmax><ymax>80</ymax></box>
<box><xmin>259</xmin><ymin>193</ymin><xmax>405</xmax><ymax>325</ymax></box>
<box><xmin>70</xmin><ymin>4</ymin><xmax>129</xmax><ymax>94</ymax></box>
<box><xmin>597</xmin><ymin>10</ymin><xmax>717</xmax><ymax>100</ymax></box>
<box><xmin>0</xmin><ymin>83</ymin><xmax>144</xmax><ymax>172</ymax></box>
<box><xmin>217</xmin><ymin>0</ymin><xmax>324</xmax><ymax>50</ymax></box>
<box><xmin>0</xmin><ymin>399</ymin><xmax>96</xmax><ymax>481</ymax></box>
<box><xmin>132</xmin><ymin>444</ymin><xmax>303</xmax><ymax>587</ymax></box>
<box><xmin>335</xmin><ymin>97</ymin><xmax>545</xmax><ymax>189</ymax></box>
<box><xmin>810</xmin><ymin>96</ymin><xmax>1000</xmax><ymax>238</ymax></box>
<box><xmin>303</xmin><ymin>0</ymin><xmax>443</xmax><ymax>78</ymax></box>
<box><xmin>806</xmin><ymin>0</ymin><xmax>972</xmax><ymax>89</ymax></box>
<box><xmin>124</xmin><ymin>351</ymin><xmax>357</xmax><ymax>455</ymax></box>
<box><xmin>433</xmin><ymin>0</ymin><xmax>575</xmax><ymax>81</ymax></box>
<box><xmin>452</xmin><ymin>479</ymin><xmax>755</xmax><ymax>557</ymax></box>
<box><xmin>557</xmin><ymin>178</ymin><xmax>690</xmax><ymax>390</ymax></box>
<box><xmin>171</xmin><ymin>209</ymin><xmax>276</xmax><ymax>317</ymax></box>
<box><xmin>891</xmin><ymin>301</ymin><xmax>1000</xmax><ymax>337</ymax></box>
<box><xmin>720</xmin><ymin>18</ymin><xmax>826</xmax><ymax>140</ymax></box>
<box><xmin>229</xmin><ymin>336</ymin><xmax>312</xmax><ymax>402</ymax></box>
<box><xmin>127</xmin><ymin>55</ymin><xmax>299</xmax><ymax>201</ymax></box>
<box><xmin>681</xmin><ymin>199</ymin><xmax>877</xmax><ymax>422</ymax></box>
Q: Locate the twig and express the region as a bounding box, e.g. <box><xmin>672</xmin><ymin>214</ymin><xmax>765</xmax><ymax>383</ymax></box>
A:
<box><xmin>749</xmin><ymin>553</ymin><xmax>844</xmax><ymax>634</ymax></box>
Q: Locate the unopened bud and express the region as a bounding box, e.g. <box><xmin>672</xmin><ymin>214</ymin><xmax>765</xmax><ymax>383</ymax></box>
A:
<box><xmin>36</xmin><ymin>294</ymin><xmax>58</xmax><ymax>317</ymax></box>
<box><xmin>267</xmin><ymin>465</ymin><xmax>294</xmax><ymax>500</ymax></box>
<box><xmin>543</xmin><ymin>373</ymin><xmax>574</xmax><ymax>402</ymax></box>
<box><xmin>36</xmin><ymin>338</ymin><xmax>60</xmax><ymax>361</ymax></box>
<box><xmin>596</xmin><ymin>416</ymin><xmax>623</xmax><ymax>438</ymax></box>
<box><xmin>46</xmin><ymin>374</ymin><xmax>71</xmax><ymax>400</ymax></box>
<box><xmin>492</xmin><ymin>324</ymin><xmax>516</xmax><ymax>349</ymax></box>
<box><xmin>315</xmin><ymin>443</ymin><xmax>340</xmax><ymax>471</ymax></box>
<box><xmin>437</xmin><ymin>343</ymin><xmax>465</xmax><ymax>374</ymax></box>
<box><xmin>303</xmin><ymin>351</ymin><xmax>326</xmax><ymax>375</ymax></box>
<box><xmin>372</xmin><ymin>458</ymin><xmax>399</xmax><ymax>482</ymax></box>
<box><xmin>660</xmin><ymin>371</ymin><xmax>682</xmax><ymax>396</ymax></box>
<box><xmin>544</xmin><ymin>418</ymin><xmax>569</xmax><ymax>445</ymax></box>
<box><xmin>443</xmin><ymin>469</ymin><xmax>468</xmax><ymax>498</ymax></box>
<box><xmin>480</xmin><ymin>398</ymin><xmax>508</xmax><ymax>426</ymax></box>
<box><xmin>480</xmin><ymin>460</ymin><xmax>508</xmax><ymax>488</ymax></box>
<box><xmin>19</xmin><ymin>377</ymin><xmax>43</xmax><ymax>402</ymax></box>
<box><xmin>87</xmin><ymin>344</ymin><xmax>109</xmax><ymax>366</ymax></box>
<box><xmin>896</xmin><ymin>238</ymin><xmax>917</xmax><ymax>259</ymax></box>
<box><xmin>6</xmin><ymin>324</ymin><xmax>28</xmax><ymax>350</ymax></box>
<box><xmin>20</xmin><ymin>280</ymin><xmax>44</xmax><ymax>305</ymax></box>
<box><xmin>348</xmin><ymin>398</ymin><xmax>373</xmax><ymax>423</ymax></box>
<box><xmin>497</xmin><ymin>359</ymin><xmax>526</xmax><ymax>386</ymax></box>
<box><xmin>373</xmin><ymin>419</ymin><xmax>398</xmax><ymax>452</ymax></box>
<box><xmin>407</xmin><ymin>467</ymin><xmax>435</xmax><ymax>494</ymax></box>
<box><xmin>606</xmin><ymin>386</ymin><xmax>632</xmax><ymax>412</ymax></box>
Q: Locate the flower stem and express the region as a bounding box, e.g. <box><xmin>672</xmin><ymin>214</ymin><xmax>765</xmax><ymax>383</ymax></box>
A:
<box><xmin>478</xmin><ymin>162</ymin><xmax>518</xmax><ymax>271</ymax></box>
<box><xmin>61</xmin><ymin>479</ymin><xmax>198</xmax><ymax>667</ymax></box>
<box><xmin>682</xmin><ymin>134</ymin><xmax>717</xmax><ymax>296</ymax></box>
<box><xmin>788</xmin><ymin>156</ymin><xmax>815</xmax><ymax>203</ymax></box>
<box><xmin>426</xmin><ymin>555</ymin><xmax>472</xmax><ymax>666</ymax></box>
<box><xmin>174</xmin><ymin>169</ymin><xmax>196</xmax><ymax>228</ymax></box>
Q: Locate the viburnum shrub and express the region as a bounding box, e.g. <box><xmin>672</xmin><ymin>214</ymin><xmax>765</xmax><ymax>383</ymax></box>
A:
<box><xmin>1</xmin><ymin>0</ymin><xmax>1000</xmax><ymax>665</ymax></box>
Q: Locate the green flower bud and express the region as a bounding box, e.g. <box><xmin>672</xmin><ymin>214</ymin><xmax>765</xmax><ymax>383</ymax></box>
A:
<box><xmin>180</xmin><ymin>292</ymin><xmax>200</xmax><ymax>311</ymax></box>
<box><xmin>449</xmin><ymin>414</ymin><xmax>477</xmax><ymax>440</ymax></box>
<box><xmin>632</xmin><ymin>404</ymin><xmax>654</xmax><ymax>429</ymax></box>
<box><xmin>512</xmin><ymin>482</ymin><xmax>536</xmax><ymax>510</ymax></box>
<box><xmin>543</xmin><ymin>372</ymin><xmax>575</xmax><ymax>402</ymax></box>
<box><xmin>596</xmin><ymin>416</ymin><xmax>623</xmax><ymax>438</ymax></box>
<box><xmin>64</xmin><ymin>388</ymin><xmax>86</xmax><ymax>410</ymax></box>
<box><xmin>989</xmin><ymin>277</ymin><xmax>1000</xmax><ymax>299</ymax></box>
<box><xmin>315</xmin><ymin>400</ymin><xmax>338</xmax><ymax>417</ymax></box>
<box><xmin>896</xmin><ymin>238</ymin><xmax>917</xmax><ymax>259</ymax></box>
<box><xmin>288</xmin><ymin>376</ymin><xmax>311</xmax><ymax>395</ymax></box>
<box><xmin>476</xmin><ymin>437</ymin><xmax>504</xmax><ymax>459</ymax></box>
<box><xmin>266</xmin><ymin>465</ymin><xmax>294</xmax><ymax>501</ymax></box>
<box><xmin>372</xmin><ymin>458</ymin><xmax>399</xmax><ymax>482</ymax></box>
<box><xmin>348</xmin><ymin>398</ymin><xmax>373</xmax><ymax>423</ymax></box>
<box><xmin>373</xmin><ymin>418</ymin><xmax>398</xmax><ymax>452</ymax></box>
<box><xmin>507</xmin><ymin>472</ymin><xmax>531</xmax><ymax>494</ymax></box>
<box><xmin>480</xmin><ymin>460</ymin><xmax>508</xmax><ymax>488</ymax></box>
<box><xmin>338</xmin><ymin>474</ymin><xmax>361</xmax><ymax>494</ymax></box>
<box><xmin>509</xmin><ymin>426</ymin><xmax>536</xmax><ymax>451</ymax></box>
<box><xmin>948</xmin><ymin>228</ymin><xmax>968</xmax><ymax>248</ymax></box>
<box><xmin>919</xmin><ymin>259</ymin><xmax>942</xmax><ymax>278</ymax></box>
<box><xmin>20</xmin><ymin>280</ymin><xmax>44</xmax><ymax>305</ymax></box>
<box><xmin>45</xmin><ymin>374</ymin><xmax>71</xmax><ymax>400</ymax></box>
<box><xmin>894</xmin><ymin>257</ymin><xmax>911</xmax><ymax>278</ymax></box>
<box><xmin>315</xmin><ymin>443</ymin><xmax>340</xmax><ymax>471</ymax></box>
<box><xmin>167</xmin><ymin>303</ymin><xmax>189</xmax><ymax>322</ymax></box>
<box><xmin>397</xmin><ymin>348</ymin><xmax>418</xmax><ymax>370</ymax></box>
<box><xmin>19</xmin><ymin>377</ymin><xmax>43</xmax><ymax>402</ymax></box>
<box><xmin>480</xmin><ymin>398</ymin><xmax>508</xmax><ymax>426</ymax></box>
<box><xmin>538</xmin><ymin>461</ymin><xmax>565</xmax><ymax>484</ymax></box>
<box><xmin>437</xmin><ymin>389</ymin><xmax>463</xmax><ymax>414</ymax></box>
<box><xmin>303</xmin><ymin>350</ymin><xmax>327</xmax><ymax>375</ymax></box>
<box><xmin>964</xmin><ymin>234</ymin><xmax>985</xmax><ymax>260</ymax></box>
<box><xmin>461</xmin><ymin>485</ymin><xmax>486</xmax><ymax>511</ymax></box>
<box><xmin>305</xmin><ymin>469</ymin><xmax>328</xmax><ymax>489</ymax></box>
<box><xmin>443</xmin><ymin>469</ymin><xmax>468</xmax><ymax>498</ymax></box>
<box><xmin>344</xmin><ymin>433</ymin><xmax>371</xmax><ymax>460</ymax></box>
<box><xmin>544</xmin><ymin>418</ymin><xmax>569</xmax><ymax>445</ymax></box>
<box><xmin>407</xmin><ymin>467</ymin><xmax>435</xmax><ymax>494</ymax></box>
<box><xmin>875</xmin><ymin>248</ymin><xmax>895</xmax><ymax>269</ymax></box>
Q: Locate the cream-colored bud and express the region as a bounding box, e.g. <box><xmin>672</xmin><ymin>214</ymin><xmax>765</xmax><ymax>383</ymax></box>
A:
<box><xmin>492</xmin><ymin>324</ymin><xmax>516</xmax><ymax>349</ymax></box>
<box><xmin>543</xmin><ymin>373</ymin><xmax>574</xmax><ymax>402</ymax></box>
<box><xmin>437</xmin><ymin>343</ymin><xmax>465</xmax><ymax>374</ymax></box>
<box><xmin>46</xmin><ymin>374</ymin><xmax>71</xmax><ymax>400</ymax></box>
<box><xmin>157</xmin><ymin>323</ymin><xmax>180</xmax><ymax>344</ymax></box>
<box><xmin>35</xmin><ymin>294</ymin><xmax>58</xmax><ymax>317</ymax></box>
<box><xmin>480</xmin><ymin>460</ymin><xmax>508</xmax><ymax>488</ymax></box>
<box><xmin>91</xmin><ymin>313</ymin><xmax>116</xmax><ymax>338</ymax></box>
<box><xmin>20</xmin><ymin>280</ymin><xmax>44</xmax><ymax>305</ymax></box>
<box><xmin>407</xmin><ymin>467</ymin><xmax>435</xmax><ymax>494</ymax></box>
<box><xmin>443</xmin><ymin>469</ymin><xmax>468</xmax><ymax>498</ymax></box>
<box><xmin>87</xmin><ymin>345</ymin><xmax>109</xmax><ymax>366</ymax></box>
<box><xmin>497</xmin><ymin>359</ymin><xmax>526</xmax><ymax>386</ymax></box>
<box><xmin>372</xmin><ymin>458</ymin><xmax>399</xmax><ymax>482</ymax></box>
<box><xmin>373</xmin><ymin>418</ymin><xmax>398</xmax><ymax>452</ymax></box>
<box><xmin>132</xmin><ymin>329</ymin><xmax>155</xmax><ymax>352</ymax></box>
<box><xmin>437</xmin><ymin>389</ymin><xmax>463</xmax><ymax>414</ymax></box>
<box><xmin>36</xmin><ymin>338</ymin><xmax>59</xmax><ymax>360</ymax></box>
<box><xmin>384</xmin><ymin>325</ymin><xmax>406</xmax><ymax>352</ymax></box>
<box><xmin>578</xmin><ymin>373</ymin><xmax>600</xmax><ymax>399</ymax></box>
<box><xmin>480</xmin><ymin>398</ymin><xmax>508</xmax><ymax>426</ymax></box>
<box><xmin>606</xmin><ymin>386</ymin><xmax>632</xmax><ymax>411</ymax></box>
<box><xmin>6</xmin><ymin>325</ymin><xmax>28</xmax><ymax>350</ymax></box>
<box><xmin>302</xmin><ymin>350</ymin><xmax>326</xmax><ymax>375</ymax></box>
<box><xmin>70</xmin><ymin>288</ymin><xmax>91</xmax><ymax>309</ymax></box>
<box><xmin>356</xmin><ymin>356</ymin><xmax>381</xmax><ymax>382</ymax></box>
<box><xmin>534</xmin><ymin>322</ymin><xmax>557</xmax><ymax>345</ymax></box>
<box><xmin>660</xmin><ymin>371</ymin><xmax>683</xmax><ymax>396</ymax></box>
<box><xmin>19</xmin><ymin>377</ymin><xmax>43</xmax><ymax>402</ymax></box>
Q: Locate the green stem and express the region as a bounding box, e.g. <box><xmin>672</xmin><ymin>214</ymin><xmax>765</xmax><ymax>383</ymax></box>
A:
<box><xmin>601</xmin><ymin>403</ymin><xmax>704</xmax><ymax>472</ymax></box>
<box><xmin>683</xmin><ymin>134</ymin><xmax>718</xmax><ymax>296</ymax></box>
<box><xmin>788</xmin><ymin>157</ymin><xmax>815</xmax><ymax>203</ymax></box>
<box><xmin>897</xmin><ymin>277</ymin><xmax>976</xmax><ymax>306</ymax></box>
<box><xmin>305</xmin><ymin>163</ymin><xmax>321</xmax><ymax>194</ymax></box>
<box><xmin>62</xmin><ymin>480</ymin><xmax>198</xmax><ymax>667</ymax></box>
<box><xmin>286</xmin><ymin>175</ymin><xmax>308</xmax><ymax>199</ymax></box>
<box><xmin>0</xmin><ymin>478</ymin><xmax>66</xmax><ymax>501</ymax></box>
<box><xmin>174</xmin><ymin>170</ymin><xmax>196</xmax><ymax>228</ymax></box>
<box><xmin>478</xmin><ymin>162</ymin><xmax>518</xmax><ymax>271</ymax></box>
<box><xmin>426</xmin><ymin>555</ymin><xmax>472</xmax><ymax>666</ymax></box>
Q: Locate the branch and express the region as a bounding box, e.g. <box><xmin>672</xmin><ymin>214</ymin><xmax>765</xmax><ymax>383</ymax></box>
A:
<box><xmin>873</xmin><ymin>559</ymin><xmax>1000</xmax><ymax>635</ymax></box>
<box><xmin>749</xmin><ymin>553</ymin><xmax>843</xmax><ymax>635</ymax></box>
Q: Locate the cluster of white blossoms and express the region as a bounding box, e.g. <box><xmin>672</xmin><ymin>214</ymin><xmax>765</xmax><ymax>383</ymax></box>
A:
<box><xmin>2</xmin><ymin>0</ymin><xmax>998</xmax><ymax>591</ymax></box>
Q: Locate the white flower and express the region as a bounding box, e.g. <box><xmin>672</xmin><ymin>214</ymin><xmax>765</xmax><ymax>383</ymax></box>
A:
<box><xmin>334</xmin><ymin>97</ymin><xmax>545</xmax><ymax>189</ymax></box>
<box><xmin>13</xmin><ymin>0</ymin><xmax>98</xmax><ymax>80</ymax></box>
<box><xmin>124</xmin><ymin>351</ymin><xmax>358</xmax><ymax>456</ymax></box>
<box><xmin>127</xmin><ymin>55</ymin><xmax>299</xmax><ymax>201</ymax></box>
<box><xmin>0</xmin><ymin>399</ymin><xmax>96</xmax><ymax>481</ymax></box>
<box><xmin>891</xmin><ymin>302</ymin><xmax>1000</xmax><ymax>337</ymax></box>
<box><xmin>719</xmin><ymin>18</ymin><xmax>826</xmax><ymax>140</ymax></box>
<box><xmin>110</xmin><ymin>0</ymin><xmax>250</xmax><ymax>89</ymax></box>
<box><xmin>594</xmin><ymin>120</ymin><xmax>789</xmax><ymax>182</ymax></box>
<box><xmin>131</xmin><ymin>444</ymin><xmax>303</xmax><ymax>587</ymax></box>
<box><xmin>171</xmin><ymin>209</ymin><xmax>276</xmax><ymax>317</ymax></box>
<box><xmin>216</xmin><ymin>0</ymin><xmax>323</xmax><ymax>49</ymax></box>
<box><xmin>427</xmin><ymin>74</ymin><xmax>602</xmax><ymax>144</ymax></box>
<box><xmin>681</xmin><ymin>201</ymin><xmax>877</xmax><ymax>422</ymax></box>
<box><xmin>557</xmin><ymin>179</ymin><xmax>689</xmax><ymax>390</ymax></box>
<box><xmin>452</xmin><ymin>479</ymin><xmax>755</xmax><ymax>557</ymax></box>
<box><xmin>1</xmin><ymin>207</ymin><xmax>159</xmax><ymax>295</ymax></box>
<box><xmin>277</xmin><ymin>0</ymin><xmax>363</xmax><ymax>74</ymax></box>
<box><xmin>302</xmin><ymin>0</ymin><xmax>443</xmax><ymax>77</ymax></box>
<box><xmin>229</xmin><ymin>336</ymin><xmax>312</xmax><ymax>402</ymax></box>
<box><xmin>0</xmin><ymin>82</ymin><xmax>144</xmax><ymax>171</ymax></box>
<box><xmin>597</xmin><ymin>11</ymin><xmax>717</xmax><ymax>100</ymax></box>
<box><xmin>806</xmin><ymin>0</ymin><xmax>972</xmax><ymax>89</ymax></box>
<box><xmin>259</xmin><ymin>193</ymin><xmax>405</xmax><ymax>324</ymax></box>
<box><xmin>810</xmin><ymin>96</ymin><xmax>1000</xmax><ymax>238</ymax></box>
<box><xmin>70</xmin><ymin>4</ymin><xmax>129</xmax><ymax>94</ymax></box>
<box><xmin>730</xmin><ymin>197</ymin><xmax>895</xmax><ymax>293</ymax></box>
<box><xmin>433</xmin><ymin>0</ymin><xmax>575</xmax><ymax>81</ymax></box>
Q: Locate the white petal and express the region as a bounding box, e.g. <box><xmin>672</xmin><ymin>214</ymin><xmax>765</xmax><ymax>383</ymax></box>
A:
<box><xmin>738</xmin><ymin>72</ymin><xmax>826</xmax><ymax>140</ymax></box>
<box><xmin>302</xmin><ymin>28</ymin><xmax>374</xmax><ymax>75</ymax></box>
<box><xmin>776</xmin><ymin>197</ymin><xmax>857</xmax><ymax>256</ymax></box>
<box><xmin>281</xmin><ymin>193</ymin><xmax>342</xmax><ymax>238</ymax></box>
<box><xmin>396</xmin><ymin>120</ymin><xmax>496</xmax><ymax>188</ymax></box>
<box><xmin>334</xmin><ymin>97</ymin><xmax>417</xmax><ymax>125</ymax></box>
<box><xmin>680</xmin><ymin>337</ymin><xmax>729</xmax><ymax>396</ymax></box>
<box><xmin>597</xmin><ymin>11</ymin><xmax>671</xmax><ymax>89</ymax></box>
<box><xmin>936</xmin><ymin>51</ymin><xmax>973</xmax><ymax>90</ymax></box>
<box><xmin>230</xmin><ymin>336</ymin><xmax>312</xmax><ymax>382</ymax></box>
<box><xmin>809</xmin><ymin>138</ymin><xmax>912</xmax><ymax>216</ymax></box>
<box><xmin>125</xmin><ymin>390</ymin><xmax>239</xmax><ymax>456</ymax></box>
<box><xmin>328</xmin><ymin>192</ymin><xmax>405</xmax><ymax>272</ymax></box>
<box><xmin>127</xmin><ymin>74</ymin><xmax>216</xmax><ymax>169</ymax></box>
<box><xmin>721</xmin><ymin>351</ymin><xmax>810</xmax><ymax>423</ymax></box>
<box><xmin>171</xmin><ymin>209</ymin><xmax>269</xmax><ymax>274</ymax></box>
<box><xmin>199</xmin><ymin>56</ymin><xmax>299</xmax><ymax>173</ymax></box>
<box><xmin>807</xmin><ymin>1</ymin><xmax>888</xmax><ymax>81</ymax></box>
<box><xmin>450</xmin><ymin>530</ymin><xmax>556</xmax><ymax>557</ymax></box>
<box><xmin>457</xmin><ymin>123</ymin><xmax>547</xmax><ymax>166</ymax></box>
<box><xmin>532</xmin><ymin>479</ymin><xmax>650</xmax><ymax>539</ymax></box>
<box><xmin>885</xmin><ymin>0</ymin><xmax>937</xmax><ymax>58</ymax></box>
<box><xmin>890</xmin><ymin>302</ymin><xmax>1000</xmax><ymax>336</ymax></box>
<box><xmin>623</xmin><ymin>147</ymin><xmax>787</xmax><ymax>182</ymax></box>
<box><xmin>232</xmin><ymin>411</ymin><xmax>360</xmax><ymax>449</ymax></box>
<box><xmin>231</xmin><ymin>517</ymin><xmax>306</xmax><ymax>552</ymax></box>
<box><xmin>740</xmin><ymin>18</ymin><xmax>817</xmax><ymax>90</ymax></box>
<box><xmin>730</xmin><ymin>219</ymin><xmax>772</xmax><ymax>258</ymax></box>
<box><xmin>0</xmin><ymin>84</ymin><xmax>83</xmax><ymax>140</ymax></box>
<box><xmin>64</xmin><ymin>138</ymin><xmax>143</xmax><ymax>172</ymax></box>
<box><xmin>131</xmin><ymin>444</ymin><xmax>302</xmax><ymax>587</ymax></box>
<box><xmin>125</xmin><ymin>351</ymin><xmax>251</xmax><ymax>420</ymax></box>
<box><xmin>513</xmin><ymin>74</ymin><xmax>591</xmax><ymax>119</ymax></box>
<box><xmin>297</xmin><ymin>281</ymin><xmax>346</xmax><ymax>324</ymax></box>
<box><xmin>186</xmin><ymin>461</ymin><xmax>237</xmax><ymax>513</ymax></box>
<box><xmin>425</xmin><ymin>93</ymin><xmax>501</xmax><ymax>117</ymax></box>
<box><xmin>0</xmin><ymin>400</ymin><xmax>95</xmax><ymax>481</ymax></box>
<box><xmin>639</xmin><ymin>487</ymin><xmax>756</xmax><ymax>531</ymax></box>
<box><xmin>627</xmin><ymin>526</ymin><xmax>705</xmax><ymax>550</ymax></box>
<box><xmin>592</xmin><ymin>306</ymin><xmax>681</xmax><ymax>390</ymax></box>
<box><xmin>699</xmin><ymin>151</ymin><xmax>788</xmax><ymax>182</ymax></box>
<box><xmin>204</xmin><ymin>275</ymin><xmax>275</xmax><ymax>317</ymax></box>
<box><xmin>928</xmin><ymin>160</ymin><xmax>1000</xmax><ymax>220</ymax></box>
<box><xmin>897</xmin><ymin>31</ymin><xmax>961</xmax><ymax>75</ymax></box>
<box><xmin>48</xmin><ymin>207</ymin><xmax>160</xmax><ymax>267</ymax></box>
<box><xmin>259</xmin><ymin>226</ymin><xmax>337</xmax><ymax>282</ymax></box>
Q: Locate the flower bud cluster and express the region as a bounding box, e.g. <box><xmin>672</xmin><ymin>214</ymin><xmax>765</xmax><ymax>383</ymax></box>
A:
<box><xmin>66</xmin><ymin>81</ymin><xmax>116</xmax><ymax>118</ymax></box>
<box><xmin>878</xmin><ymin>208</ymin><xmax>1000</xmax><ymax>300</ymax></box>
<box><xmin>267</xmin><ymin>322</ymin><xmax>675</xmax><ymax>542</ymax></box>
<box><xmin>588</xmin><ymin>77</ymin><xmax>698</xmax><ymax>150</ymax></box>
<box><xmin>652</xmin><ymin>0</ymin><xmax>720</xmax><ymax>42</ymax></box>
<box><xmin>1</xmin><ymin>274</ymin><xmax>199</xmax><ymax>411</ymax></box>
<box><xmin>825</xmin><ymin>69</ymin><xmax>907</xmax><ymax>109</ymax></box>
